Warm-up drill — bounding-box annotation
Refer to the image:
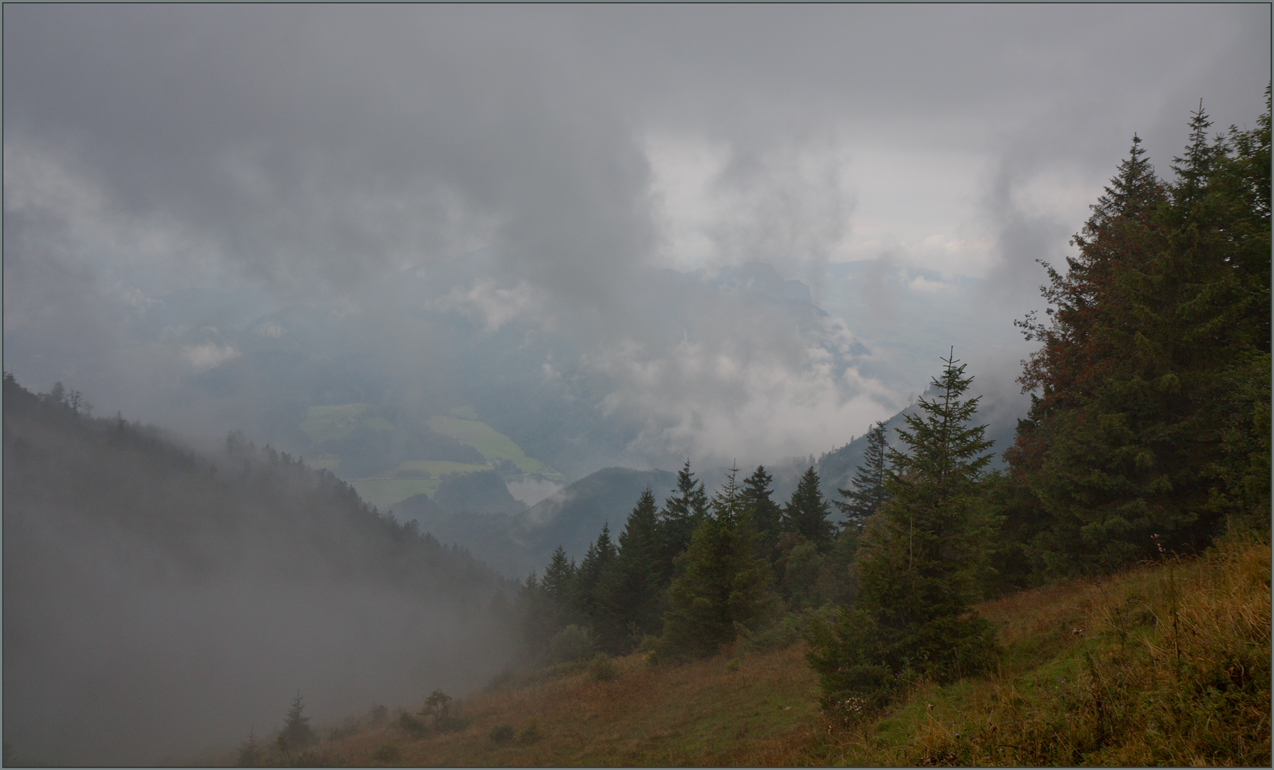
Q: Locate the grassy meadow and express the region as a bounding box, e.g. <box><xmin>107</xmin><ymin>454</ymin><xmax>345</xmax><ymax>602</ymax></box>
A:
<box><xmin>229</xmin><ymin>531</ymin><xmax>1269</xmax><ymax>767</ymax></box>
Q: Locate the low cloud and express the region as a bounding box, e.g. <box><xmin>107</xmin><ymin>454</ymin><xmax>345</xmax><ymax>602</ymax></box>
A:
<box><xmin>180</xmin><ymin>342</ymin><xmax>241</xmax><ymax>370</ymax></box>
<box><xmin>432</xmin><ymin>280</ymin><xmax>548</xmax><ymax>334</ymax></box>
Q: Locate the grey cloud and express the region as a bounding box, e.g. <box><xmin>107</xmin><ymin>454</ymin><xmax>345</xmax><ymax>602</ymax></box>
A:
<box><xmin>4</xmin><ymin>3</ymin><xmax>1268</xmax><ymax>461</ymax></box>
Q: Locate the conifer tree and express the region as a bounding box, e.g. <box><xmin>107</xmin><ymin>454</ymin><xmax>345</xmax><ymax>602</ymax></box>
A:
<box><xmin>657</xmin><ymin>466</ymin><xmax>769</xmax><ymax>659</ymax></box>
<box><xmin>741</xmin><ymin>465</ymin><xmax>783</xmax><ymax>561</ymax></box>
<box><xmin>1008</xmin><ymin>92</ymin><xmax>1272</xmax><ymax>573</ymax></box>
<box><xmin>657</xmin><ymin>461</ymin><xmax>709</xmax><ymax>580</ymax></box>
<box><xmin>613</xmin><ymin>488</ymin><xmax>665</xmax><ymax>641</ymax></box>
<box><xmin>836</xmin><ymin>421</ymin><xmax>890</xmax><ymax>530</ymax></box>
<box><xmin>540</xmin><ymin>545</ymin><xmax>578</xmax><ymax>618</ymax></box>
<box><xmin>577</xmin><ymin>525</ymin><xmax>623</xmax><ymax>651</ymax></box>
<box><xmin>809</xmin><ymin>351</ymin><xmax>997</xmax><ymax>695</ymax></box>
<box><xmin>781</xmin><ymin>467</ymin><xmax>835</xmax><ymax>548</ymax></box>
<box><xmin>276</xmin><ymin>692</ymin><xmax>316</xmax><ymax>753</ymax></box>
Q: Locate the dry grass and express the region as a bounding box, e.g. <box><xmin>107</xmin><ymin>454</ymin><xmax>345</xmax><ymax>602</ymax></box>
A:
<box><xmin>294</xmin><ymin>643</ymin><xmax>821</xmax><ymax>767</ymax></box>
<box><xmin>245</xmin><ymin>533</ymin><xmax>1270</xmax><ymax>767</ymax></box>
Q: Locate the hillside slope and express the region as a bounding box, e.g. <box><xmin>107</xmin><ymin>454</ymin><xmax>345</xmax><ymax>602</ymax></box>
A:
<box><xmin>238</xmin><ymin>533</ymin><xmax>1269</xmax><ymax>766</ymax></box>
<box><xmin>2</xmin><ymin>376</ymin><xmax>522</xmax><ymax>767</ymax></box>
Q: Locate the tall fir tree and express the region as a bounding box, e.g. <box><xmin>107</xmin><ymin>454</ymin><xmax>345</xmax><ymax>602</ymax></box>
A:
<box><xmin>657</xmin><ymin>460</ymin><xmax>709</xmax><ymax>581</ymax></box>
<box><xmin>1008</xmin><ymin>92</ymin><xmax>1272</xmax><ymax>574</ymax></box>
<box><xmin>781</xmin><ymin>467</ymin><xmax>835</xmax><ymax>548</ymax></box>
<box><xmin>809</xmin><ymin>351</ymin><xmax>997</xmax><ymax>696</ymax></box>
<box><xmin>576</xmin><ymin>525</ymin><xmax>622</xmax><ymax>651</ymax></box>
<box><xmin>612</xmin><ymin>488</ymin><xmax>666</xmax><ymax>642</ymax></box>
<box><xmin>657</xmin><ymin>466</ymin><xmax>769</xmax><ymax>659</ymax></box>
<box><xmin>276</xmin><ymin>692</ymin><xmax>316</xmax><ymax>753</ymax></box>
<box><xmin>835</xmin><ymin>421</ymin><xmax>890</xmax><ymax>530</ymax></box>
<box><xmin>741</xmin><ymin>465</ymin><xmax>783</xmax><ymax>561</ymax></box>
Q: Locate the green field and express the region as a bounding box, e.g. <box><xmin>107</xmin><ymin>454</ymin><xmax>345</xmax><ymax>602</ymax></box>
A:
<box><xmin>428</xmin><ymin>411</ymin><xmax>563</xmax><ymax>481</ymax></box>
<box><xmin>300</xmin><ymin>403</ymin><xmax>371</xmax><ymax>443</ymax></box>
<box><xmin>392</xmin><ymin>460</ymin><xmax>492</xmax><ymax>478</ymax></box>
<box><xmin>350</xmin><ymin>479</ymin><xmax>439</xmax><ymax>512</ymax></box>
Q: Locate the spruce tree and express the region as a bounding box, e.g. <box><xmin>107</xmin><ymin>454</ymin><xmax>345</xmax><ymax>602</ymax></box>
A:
<box><xmin>781</xmin><ymin>467</ymin><xmax>835</xmax><ymax>548</ymax></box>
<box><xmin>276</xmin><ymin>692</ymin><xmax>316</xmax><ymax>753</ymax></box>
<box><xmin>835</xmin><ymin>421</ymin><xmax>890</xmax><ymax>530</ymax></box>
<box><xmin>613</xmin><ymin>488</ymin><xmax>665</xmax><ymax>641</ymax></box>
<box><xmin>657</xmin><ymin>461</ymin><xmax>709</xmax><ymax>580</ymax></box>
<box><xmin>577</xmin><ymin>525</ymin><xmax>622</xmax><ymax>650</ymax></box>
<box><xmin>741</xmin><ymin>465</ymin><xmax>783</xmax><ymax>561</ymax></box>
<box><xmin>657</xmin><ymin>466</ymin><xmax>769</xmax><ymax>659</ymax></box>
<box><xmin>1008</xmin><ymin>92</ymin><xmax>1272</xmax><ymax>573</ymax></box>
<box><xmin>809</xmin><ymin>351</ymin><xmax>997</xmax><ymax>696</ymax></box>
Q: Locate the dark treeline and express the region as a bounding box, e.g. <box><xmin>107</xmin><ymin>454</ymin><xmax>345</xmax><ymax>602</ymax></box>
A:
<box><xmin>2</xmin><ymin>373</ymin><xmax>522</xmax><ymax>766</ymax></box>
<box><xmin>517</xmin><ymin>458</ymin><xmax>863</xmax><ymax>664</ymax></box>
<box><xmin>517</xmin><ymin>89</ymin><xmax>1271</xmax><ymax>718</ymax></box>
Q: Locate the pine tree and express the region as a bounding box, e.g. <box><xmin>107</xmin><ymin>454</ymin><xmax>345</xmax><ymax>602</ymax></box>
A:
<box><xmin>276</xmin><ymin>692</ymin><xmax>316</xmax><ymax>753</ymax></box>
<box><xmin>809</xmin><ymin>351</ymin><xmax>997</xmax><ymax>697</ymax></box>
<box><xmin>657</xmin><ymin>466</ymin><xmax>769</xmax><ymax>659</ymax></box>
<box><xmin>835</xmin><ymin>421</ymin><xmax>890</xmax><ymax>530</ymax></box>
<box><xmin>781</xmin><ymin>467</ymin><xmax>835</xmax><ymax>548</ymax></box>
<box><xmin>577</xmin><ymin>524</ymin><xmax>623</xmax><ymax>651</ymax></box>
<box><xmin>1008</xmin><ymin>92</ymin><xmax>1272</xmax><ymax>574</ymax></box>
<box><xmin>657</xmin><ymin>460</ymin><xmax>709</xmax><ymax>581</ymax></box>
<box><xmin>741</xmin><ymin>465</ymin><xmax>783</xmax><ymax>561</ymax></box>
<box><xmin>236</xmin><ymin>728</ymin><xmax>262</xmax><ymax>767</ymax></box>
<box><xmin>541</xmin><ymin>545</ymin><xmax>578</xmax><ymax>612</ymax></box>
<box><xmin>612</xmin><ymin>488</ymin><xmax>665</xmax><ymax>642</ymax></box>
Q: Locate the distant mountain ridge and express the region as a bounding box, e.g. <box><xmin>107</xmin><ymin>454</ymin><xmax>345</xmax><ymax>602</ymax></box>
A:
<box><xmin>397</xmin><ymin>466</ymin><xmax>678</xmax><ymax>579</ymax></box>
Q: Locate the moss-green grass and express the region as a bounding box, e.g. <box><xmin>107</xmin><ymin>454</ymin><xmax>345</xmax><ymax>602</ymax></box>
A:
<box><xmin>350</xmin><ymin>479</ymin><xmax>440</xmax><ymax>512</ymax></box>
<box><xmin>392</xmin><ymin>460</ymin><xmax>493</xmax><ymax>478</ymax></box>
<box><xmin>300</xmin><ymin>403</ymin><xmax>371</xmax><ymax>443</ymax></box>
<box><xmin>426</xmin><ymin>415</ymin><xmax>562</xmax><ymax>480</ymax></box>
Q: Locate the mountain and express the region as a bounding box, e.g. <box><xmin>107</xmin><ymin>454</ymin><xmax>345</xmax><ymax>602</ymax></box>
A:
<box><xmin>397</xmin><ymin>467</ymin><xmax>679</xmax><ymax>579</ymax></box>
<box><xmin>1</xmin><ymin>375</ymin><xmax>520</xmax><ymax>766</ymax></box>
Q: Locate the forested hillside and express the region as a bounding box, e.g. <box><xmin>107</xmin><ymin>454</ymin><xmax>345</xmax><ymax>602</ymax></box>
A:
<box><xmin>497</xmin><ymin>89</ymin><xmax>1271</xmax><ymax>764</ymax></box>
<box><xmin>2</xmin><ymin>375</ymin><xmax>522</xmax><ymax>766</ymax></box>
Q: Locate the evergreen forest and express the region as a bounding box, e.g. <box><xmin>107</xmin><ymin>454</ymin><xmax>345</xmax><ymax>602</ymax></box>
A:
<box><xmin>505</xmin><ymin>89</ymin><xmax>1271</xmax><ymax>760</ymax></box>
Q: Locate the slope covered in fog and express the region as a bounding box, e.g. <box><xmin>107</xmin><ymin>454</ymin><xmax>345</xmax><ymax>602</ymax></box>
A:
<box><xmin>1</xmin><ymin>375</ymin><xmax>520</xmax><ymax>766</ymax></box>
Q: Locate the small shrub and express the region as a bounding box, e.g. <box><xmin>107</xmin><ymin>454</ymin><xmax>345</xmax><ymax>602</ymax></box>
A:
<box><xmin>235</xmin><ymin>729</ymin><xmax>263</xmax><ymax>767</ymax></box>
<box><xmin>370</xmin><ymin>742</ymin><xmax>400</xmax><ymax>763</ymax></box>
<box><xmin>397</xmin><ymin>711</ymin><xmax>427</xmax><ymax>738</ymax></box>
<box><xmin>726</xmin><ymin>657</ymin><xmax>741</xmax><ymax>672</ymax></box>
<box><xmin>488</xmin><ymin>724</ymin><xmax>515</xmax><ymax>744</ymax></box>
<box><xmin>484</xmin><ymin>669</ymin><xmax>517</xmax><ymax>692</ymax></box>
<box><xmin>548</xmin><ymin>624</ymin><xmax>595</xmax><ymax>664</ymax></box>
<box><xmin>367</xmin><ymin>704</ymin><xmax>389</xmax><ymax>726</ymax></box>
<box><xmin>588</xmin><ymin>653</ymin><xmax>618</xmax><ymax>681</ymax></box>
<box><xmin>518</xmin><ymin>718</ymin><xmax>542</xmax><ymax>744</ymax></box>
<box><xmin>739</xmin><ymin>613</ymin><xmax>803</xmax><ymax>653</ymax></box>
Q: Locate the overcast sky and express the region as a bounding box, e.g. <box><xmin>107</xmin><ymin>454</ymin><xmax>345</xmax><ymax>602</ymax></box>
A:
<box><xmin>4</xmin><ymin>4</ymin><xmax>1270</xmax><ymax>466</ymax></box>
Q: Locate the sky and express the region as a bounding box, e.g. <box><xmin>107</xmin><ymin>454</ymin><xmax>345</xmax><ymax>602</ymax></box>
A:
<box><xmin>4</xmin><ymin>4</ymin><xmax>1270</xmax><ymax>470</ymax></box>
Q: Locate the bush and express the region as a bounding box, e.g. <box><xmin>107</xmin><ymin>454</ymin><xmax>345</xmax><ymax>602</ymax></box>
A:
<box><xmin>588</xmin><ymin>653</ymin><xmax>618</xmax><ymax>681</ymax></box>
<box><xmin>397</xmin><ymin>711</ymin><xmax>427</xmax><ymax>738</ymax></box>
<box><xmin>370</xmin><ymin>742</ymin><xmax>400</xmax><ymax>763</ymax></box>
<box><xmin>488</xmin><ymin>724</ymin><xmax>515</xmax><ymax>744</ymax></box>
<box><xmin>547</xmin><ymin>624</ymin><xmax>594</xmax><ymax>664</ymax></box>
<box><xmin>518</xmin><ymin>718</ymin><xmax>542</xmax><ymax>744</ymax></box>
<box><xmin>738</xmin><ymin>612</ymin><xmax>804</xmax><ymax>653</ymax></box>
<box><xmin>484</xmin><ymin>669</ymin><xmax>517</xmax><ymax>692</ymax></box>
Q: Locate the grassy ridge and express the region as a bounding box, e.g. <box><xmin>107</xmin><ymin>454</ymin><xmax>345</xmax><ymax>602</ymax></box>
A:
<box><xmin>427</xmin><ymin>414</ymin><xmax>562</xmax><ymax>481</ymax></box>
<box><xmin>241</xmin><ymin>534</ymin><xmax>1269</xmax><ymax>767</ymax></box>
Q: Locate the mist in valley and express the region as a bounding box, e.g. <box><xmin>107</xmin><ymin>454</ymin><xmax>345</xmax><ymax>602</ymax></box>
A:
<box><xmin>3</xmin><ymin>381</ymin><xmax>519</xmax><ymax>765</ymax></box>
<box><xmin>3</xmin><ymin>4</ymin><xmax>1267</xmax><ymax>765</ymax></box>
